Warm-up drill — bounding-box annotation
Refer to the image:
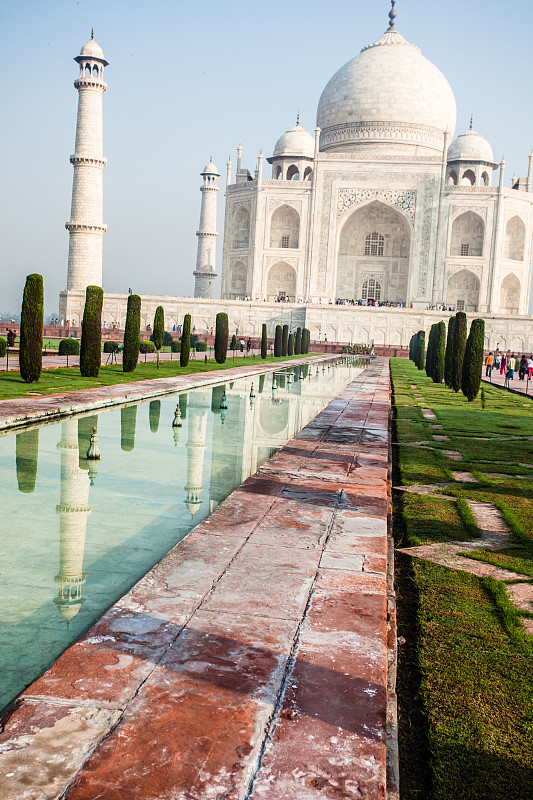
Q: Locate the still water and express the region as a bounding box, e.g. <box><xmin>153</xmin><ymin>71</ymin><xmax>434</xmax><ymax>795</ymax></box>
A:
<box><xmin>0</xmin><ymin>360</ymin><xmax>364</xmax><ymax>713</ymax></box>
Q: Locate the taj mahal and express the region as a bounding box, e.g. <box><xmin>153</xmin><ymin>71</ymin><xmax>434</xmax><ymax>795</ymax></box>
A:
<box><xmin>59</xmin><ymin>2</ymin><xmax>533</xmax><ymax>351</ymax></box>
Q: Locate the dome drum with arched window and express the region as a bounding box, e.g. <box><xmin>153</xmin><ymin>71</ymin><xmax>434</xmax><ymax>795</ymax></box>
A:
<box><xmin>267</xmin><ymin>120</ymin><xmax>315</xmax><ymax>181</ymax></box>
<box><xmin>446</xmin><ymin>126</ymin><xmax>498</xmax><ymax>186</ymax></box>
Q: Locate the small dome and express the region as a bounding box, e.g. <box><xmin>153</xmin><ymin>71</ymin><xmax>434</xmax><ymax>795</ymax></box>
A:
<box><xmin>202</xmin><ymin>161</ymin><xmax>220</xmax><ymax>175</ymax></box>
<box><xmin>448</xmin><ymin>127</ymin><xmax>494</xmax><ymax>163</ymax></box>
<box><xmin>273</xmin><ymin>123</ymin><xmax>315</xmax><ymax>158</ymax></box>
<box><xmin>317</xmin><ymin>28</ymin><xmax>456</xmax><ymax>154</ymax></box>
<box><xmin>76</xmin><ymin>36</ymin><xmax>109</xmax><ymax>66</ymax></box>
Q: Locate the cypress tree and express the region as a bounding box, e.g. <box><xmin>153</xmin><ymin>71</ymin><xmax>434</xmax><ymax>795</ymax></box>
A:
<box><xmin>80</xmin><ymin>285</ymin><xmax>103</xmax><ymax>377</ymax></box>
<box><xmin>153</xmin><ymin>306</ymin><xmax>164</xmax><ymax>369</ymax></box>
<box><xmin>288</xmin><ymin>332</ymin><xmax>295</xmax><ymax>356</ymax></box>
<box><xmin>149</xmin><ymin>400</ymin><xmax>161</xmax><ymax>433</ymax></box>
<box><xmin>417</xmin><ymin>330</ymin><xmax>425</xmax><ymax>370</ymax></box>
<box><xmin>181</xmin><ymin>314</ymin><xmax>191</xmax><ymax>367</ymax></box>
<box><xmin>16</xmin><ymin>429</ymin><xmax>39</xmax><ymax>493</ymax></box>
<box><xmin>19</xmin><ymin>273</ymin><xmax>43</xmax><ymax>383</ymax></box>
<box><xmin>433</xmin><ymin>321</ymin><xmax>446</xmax><ymax>384</ymax></box>
<box><xmin>461</xmin><ymin>318</ymin><xmax>485</xmax><ymax>401</ymax></box>
<box><xmin>261</xmin><ymin>323</ymin><xmax>268</xmax><ymax>359</ymax></box>
<box><xmin>121</xmin><ymin>406</ymin><xmax>137</xmax><ymax>451</ymax></box>
<box><xmin>274</xmin><ymin>325</ymin><xmax>282</xmax><ymax>357</ymax></box>
<box><xmin>231</xmin><ymin>333</ymin><xmax>237</xmax><ymax>352</ymax></box>
<box><xmin>282</xmin><ymin>324</ymin><xmax>289</xmax><ymax>356</ymax></box>
<box><xmin>123</xmin><ymin>294</ymin><xmax>141</xmax><ymax>373</ymax></box>
<box><xmin>214</xmin><ymin>312</ymin><xmax>228</xmax><ymax>363</ymax></box>
<box><xmin>425</xmin><ymin>324</ymin><xmax>436</xmax><ymax>379</ymax></box>
<box><xmin>295</xmin><ymin>327</ymin><xmax>302</xmax><ymax>355</ymax></box>
<box><xmin>444</xmin><ymin>316</ymin><xmax>456</xmax><ymax>387</ymax></box>
<box><xmin>302</xmin><ymin>328</ymin><xmax>309</xmax><ymax>354</ymax></box>
<box><xmin>451</xmin><ymin>311</ymin><xmax>467</xmax><ymax>393</ymax></box>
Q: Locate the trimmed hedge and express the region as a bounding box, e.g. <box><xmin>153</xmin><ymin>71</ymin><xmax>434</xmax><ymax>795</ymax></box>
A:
<box><xmin>123</xmin><ymin>294</ymin><xmax>141</xmax><ymax>372</ymax></box>
<box><xmin>19</xmin><ymin>273</ymin><xmax>43</xmax><ymax>383</ymax></box>
<box><xmin>139</xmin><ymin>340</ymin><xmax>156</xmax><ymax>353</ymax></box>
<box><xmin>80</xmin><ymin>285</ymin><xmax>103</xmax><ymax>377</ymax></box>
<box><xmin>274</xmin><ymin>325</ymin><xmax>282</xmax><ymax>357</ymax></box>
<box><xmin>171</xmin><ymin>340</ymin><xmax>181</xmax><ymax>353</ymax></box>
<box><xmin>462</xmin><ymin>318</ymin><xmax>485</xmax><ymax>401</ymax></box>
<box><xmin>58</xmin><ymin>338</ymin><xmax>80</xmax><ymax>355</ymax></box>
<box><xmin>282</xmin><ymin>324</ymin><xmax>289</xmax><ymax>357</ymax></box>
<box><xmin>433</xmin><ymin>321</ymin><xmax>446</xmax><ymax>383</ymax></box>
<box><xmin>103</xmin><ymin>340</ymin><xmax>119</xmax><ymax>353</ymax></box>
<box><xmin>261</xmin><ymin>323</ymin><xmax>267</xmax><ymax>359</ymax></box>
<box><xmin>295</xmin><ymin>327</ymin><xmax>302</xmax><ymax>355</ymax></box>
<box><xmin>181</xmin><ymin>314</ymin><xmax>191</xmax><ymax>367</ymax></box>
<box><xmin>288</xmin><ymin>333</ymin><xmax>295</xmax><ymax>356</ymax></box>
<box><xmin>444</xmin><ymin>316</ymin><xmax>455</xmax><ymax>388</ymax></box>
<box><xmin>196</xmin><ymin>340</ymin><xmax>207</xmax><ymax>352</ymax></box>
<box><xmin>0</xmin><ymin>338</ymin><xmax>6</xmax><ymax>357</ymax></box>
<box><xmin>215</xmin><ymin>312</ymin><xmax>228</xmax><ymax>363</ymax></box>
<box><xmin>451</xmin><ymin>311</ymin><xmax>467</xmax><ymax>393</ymax></box>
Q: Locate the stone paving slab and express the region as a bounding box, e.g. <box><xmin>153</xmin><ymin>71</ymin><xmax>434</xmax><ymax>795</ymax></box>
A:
<box><xmin>0</xmin><ymin>358</ymin><xmax>393</xmax><ymax>800</ymax></box>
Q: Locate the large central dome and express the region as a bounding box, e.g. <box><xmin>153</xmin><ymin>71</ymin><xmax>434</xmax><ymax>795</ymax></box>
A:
<box><xmin>317</xmin><ymin>28</ymin><xmax>456</xmax><ymax>155</ymax></box>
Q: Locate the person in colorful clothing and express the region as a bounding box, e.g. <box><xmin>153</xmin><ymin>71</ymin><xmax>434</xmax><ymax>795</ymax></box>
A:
<box><xmin>485</xmin><ymin>352</ymin><xmax>494</xmax><ymax>377</ymax></box>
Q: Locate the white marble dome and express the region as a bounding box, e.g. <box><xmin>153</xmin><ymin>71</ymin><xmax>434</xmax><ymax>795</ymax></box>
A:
<box><xmin>202</xmin><ymin>161</ymin><xmax>220</xmax><ymax>175</ymax></box>
<box><xmin>273</xmin><ymin>122</ymin><xmax>315</xmax><ymax>158</ymax></box>
<box><xmin>448</xmin><ymin>127</ymin><xmax>494</xmax><ymax>163</ymax></box>
<box><xmin>79</xmin><ymin>38</ymin><xmax>106</xmax><ymax>61</ymax></box>
<box><xmin>317</xmin><ymin>28</ymin><xmax>456</xmax><ymax>154</ymax></box>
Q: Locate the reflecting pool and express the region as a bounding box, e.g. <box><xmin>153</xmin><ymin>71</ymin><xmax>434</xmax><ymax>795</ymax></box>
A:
<box><xmin>0</xmin><ymin>360</ymin><xmax>364</xmax><ymax>713</ymax></box>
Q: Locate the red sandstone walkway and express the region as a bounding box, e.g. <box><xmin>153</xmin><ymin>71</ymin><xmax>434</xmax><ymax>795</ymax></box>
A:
<box><xmin>0</xmin><ymin>359</ymin><xmax>394</xmax><ymax>800</ymax></box>
<box><xmin>482</xmin><ymin>369</ymin><xmax>532</xmax><ymax>397</ymax></box>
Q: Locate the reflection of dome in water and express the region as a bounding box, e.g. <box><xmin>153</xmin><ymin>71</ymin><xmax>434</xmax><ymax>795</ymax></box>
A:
<box><xmin>259</xmin><ymin>397</ymin><xmax>289</xmax><ymax>436</ymax></box>
<box><xmin>185</xmin><ymin>498</ymin><xmax>202</xmax><ymax>517</ymax></box>
<box><xmin>54</xmin><ymin>595</ymin><xmax>84</xmax><ymax>623</ymax></box>
<box><xmin>317</xmin><ymin>27</ymin><xmax>456</xmax><ymax>154</ymax></box>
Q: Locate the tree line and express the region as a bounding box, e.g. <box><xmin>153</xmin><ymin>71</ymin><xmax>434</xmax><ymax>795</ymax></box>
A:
<box><xmin>13</xmin><ymin>275</ymin><xmax>312</xmax><ymax>383</ymax></box>
<box><xmin>409</xmin><ymin>311</ymin><xmax>485</xmax><ymax>401</ymax></box>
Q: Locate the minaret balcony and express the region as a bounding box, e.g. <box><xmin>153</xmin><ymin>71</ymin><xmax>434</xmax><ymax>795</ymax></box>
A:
<box><xmin>65</xmin><ymin>222</ymin><xmax>107</xmax><ymax>234</ymax></box>
<box><xmin>74</xmin><ymin>77</ymin><xmax>107</xmax><ymax>92</ymax></box>
<box><xmin>70</xmin><ymin>155</ymin><xmax>107</xmax><ymax>168</ymax></box>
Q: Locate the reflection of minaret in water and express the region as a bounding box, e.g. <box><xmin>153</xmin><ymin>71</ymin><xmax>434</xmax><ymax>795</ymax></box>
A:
<box><xmin>54</xmin><ymin>418</ymin><xmax>91</xmax><ymax>624</ymax></box>
<box><xmin>184</xmin><ymin>392</ymin><xmax>209</xmax><ymax>517</ymax></box>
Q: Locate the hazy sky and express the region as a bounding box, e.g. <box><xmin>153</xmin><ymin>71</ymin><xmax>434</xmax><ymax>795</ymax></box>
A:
<box><xmin>1</xmin><ymin>0</ymin><xmax>532</xmax><ymax>314</ymax></box>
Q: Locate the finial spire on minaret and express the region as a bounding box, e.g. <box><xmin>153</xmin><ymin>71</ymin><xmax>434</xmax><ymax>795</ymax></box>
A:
<box><xmin>470</xmin><ymin>114</ymin><xmax>474</xmax><ymax>130</ymax></box>
<box><xmin>91</xmin><ymin>28</ymin><xmax>94</xmax><ymax>40</ymax></box>
<box><xmin>296</xmin><ymin>111</ymin><xmax>300</xmax><ymax>126</ymax></box>
<box><xmin>387</xmin><ymin>0</ymin><xmax>397</xmax><ymax>30</ymax></box>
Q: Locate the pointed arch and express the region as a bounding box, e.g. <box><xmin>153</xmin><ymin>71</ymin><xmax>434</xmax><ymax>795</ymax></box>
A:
<box><xmin>266</xmin><ymin>261</ymin><xmax>297</xmax><ymax>301</ymax></box>
<box><xmin>499</xmin><ymin>273</ymin><xmax>521</xmax><ymax>313</ymax></box>
<box><xmin>447</xmin><ymin>170</ymin><xmax>458</xmax><ymax>186</ymax></box>
<box><xmin>450</xmin><ymin>211</ymin><xmax>485</xmax><ymax>257</ymax></box>
<box><xmin>229</xmin><ymin>261</ymin><xmax>247</xmax><ymax>298</ymax></box>
<box><xmin>504</xmin><ymin>216</ymin><xmax>525</xmax><ymax>261</ymax></box>
<box><xmin>461</xmin><ymin>169</ymin><xmax>476</xmax><ymax>186</ymax></box>
<box><xmin>446</xmin><ymin>269</ymin><xmax>480</xmax><ymax>311</ymax></box>
<box><xmin>270</xmin><ymin>204</ymin><xmax>300</xmax><ymax>248</ymax></box>
<box><xmin>303</xmin><ymin>166</ymin><xmax>313</xmax><ymax>181</ymax></box>
<box><xmin>286</xmin><ymin>165</ymin><xmax>300</xmax><ymax>181</ymax></box>
<box><xmin>232</xmin><ymin>206</ymin><xmax>250</xmax><ymax>249</ymax></box>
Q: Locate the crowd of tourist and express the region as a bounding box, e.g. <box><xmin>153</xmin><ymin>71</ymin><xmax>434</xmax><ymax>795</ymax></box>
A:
<box><xmin>485</xmin><ymin>351</ymin><xmax>533</xmax><ymax>382</ymax></box>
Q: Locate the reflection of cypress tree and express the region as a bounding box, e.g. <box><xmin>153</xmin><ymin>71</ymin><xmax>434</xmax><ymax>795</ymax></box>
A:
<box><xmin>16</xmin><ymin>429</ymin><xmax>39</xmax><ymax>493</ymax></box>
<box><xmin>278</xmin><ymin>375</ymin><xmax>285</xmax><ymax>389</ymax></box>
<box><xmin>179</xmin><ymin>394</ymin><xmax>187</xmax><ymax>421</ymax></box>
<box><xmin>78</xmin><ymin>415</ymin><xmax>98</xmax><ymax>469</ymax></box>
<box><xmin>302</xmin><ymin>364</ymin><xmax>309</xmax><ymax>379</ymax></box>
<box><xmin>258</xmin><ymin>374</ymin><xmax>265</xmax><ymax>394</ymax></box>
<box><xmin>211</xmin><ymin>385</ymin><xmax>224</xmax><ymax>415</ymax></box>
<box><xmin>121</xmin><ymin>406</ymin><xmax>137</xmax><ymax>451</ymax></box>
<box><xmin>149</xmin><ymin>400</ymin><xmax>161</xmax><ymax>433</ymax></box>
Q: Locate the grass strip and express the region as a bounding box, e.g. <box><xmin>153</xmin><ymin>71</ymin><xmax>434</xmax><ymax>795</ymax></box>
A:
<box><xmin>462</xmin><ymin>550</ymin><xmax>533</xmax><ymax>579</ymax></box>
<box><xmin>482</xmin><ymin>576</ymin><xmax>533</xmax><ymax>646</ymax></box>
<box><xmin>456</xmin><ymin>497</ymin><xmax>482</xmax><ymax>538</ymax></box>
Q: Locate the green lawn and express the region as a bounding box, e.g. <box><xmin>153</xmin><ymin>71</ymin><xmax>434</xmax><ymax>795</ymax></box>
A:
<box><xmin>0</xmin><ymin>354</ymin><xmax>316</xmax><ymax>401</ymax></box>
<box><xmin>391</xmin><ymin>358</ymin><xmax>533</xmax><ymax>800</ymax></box>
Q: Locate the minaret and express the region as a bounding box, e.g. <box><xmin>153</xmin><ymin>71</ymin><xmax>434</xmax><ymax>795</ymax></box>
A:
<box><xmin>54</xmin><ymin>419</ymin><xmax>91</xmax><ymax>624</ymax></box>
<box><xmin>65</xmin><ymin>32</ymin><xmax>109</xmax><ymax>293</ymax></box>
<box><xmin>193</xmin><ymin>160</ymin><xmax>219</xmax><ymax>299</ymax></box>
<box><xmin>184</xmin><ymin>392</ymin><xmax>210</xmax><ymax>517</ymax></box>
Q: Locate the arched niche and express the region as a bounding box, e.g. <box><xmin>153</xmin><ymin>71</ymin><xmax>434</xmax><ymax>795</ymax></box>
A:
<box><xmin>232</xmin><ymin>206</ymin><xmax>250</xmax><ymax>249</ymax></box>
<box><xmin>504</xmin><ymin>216</ymin><xmax>525</xmax><ymax>261</ymax></box>
<box><xmin>286</xmin><ymin>165</ymin><xmax>299</xmax><ymax>181</ymax></box>
<box><xmin>229</xmin><ymin>261</ymin><xmax>247</xmax><ymax>298</ymax></box>
<box><xmin>447</xmin><ymin>170</ymin><xmax>458</xmax><ymax>186</ymax></box>
<box><xmin>336</xmin><ymin>200</ymin><xmax>411</xmax><ymax>303</ymax></box>
<box><xmin>450</xmin><ymin>211</ymin><xmax>485</xmax><ymax>257</ymax></box>
<box><xmin>270</xmin><ymin>204</ymin><xmax>300</xmax><ymax>249</ymax></box>
<box><xmin>446</xmin><ymin>269</ymin><xmax>480</xmax><ymax>312</ymax></box>
<box><xmin>481</xmin><ymin>171</ymin><xmax>490</xmax><ymax>186</ymax></box>
<box><xmin>499</xmin><ymin>274</ymin><xmax>521</xmax><ymax>313</ymax></box>
<box><xmin>461</xmin><ymin>169</ymin><xmax>476</xmax><ymax>186</ymax></box>
<box><xmin>274</xmin><ymin>165</ymin><xmax>282</xmax><ymax>180</ymax></box>
<box><xmin>266</xmin><ymin>261</ymin><xmax>297</xmax><ymax>301</ymax></box>
<box><xmin>303</xmin><ymin>166</ymin><xmax>313</xmax><ymax>181</ymax></box>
